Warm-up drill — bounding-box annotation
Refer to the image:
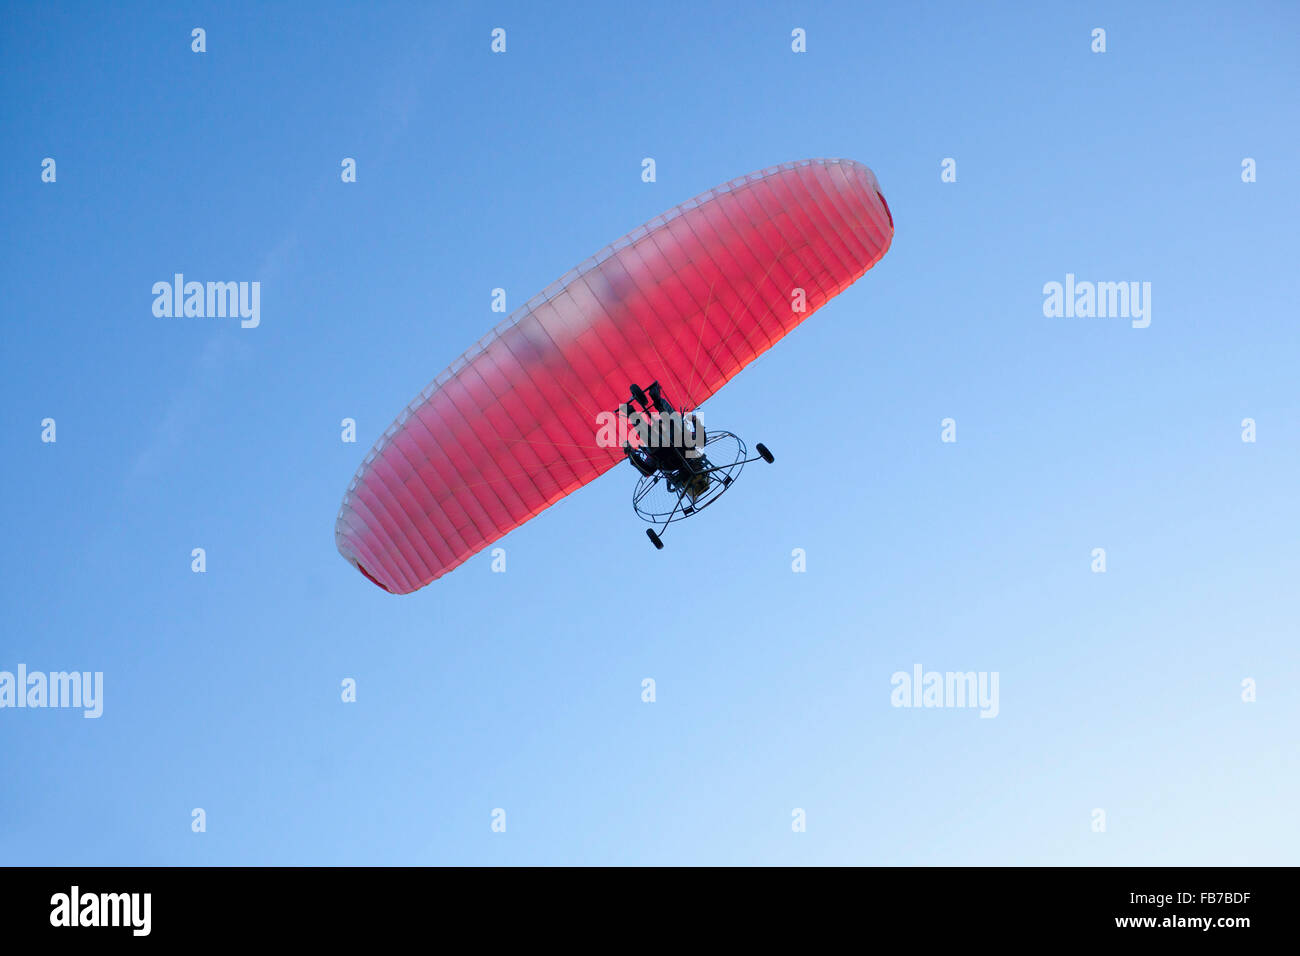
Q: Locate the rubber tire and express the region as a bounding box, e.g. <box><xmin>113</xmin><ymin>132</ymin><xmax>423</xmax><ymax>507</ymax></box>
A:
<box><xmin>646</xmin><ymin>528</ymin><xmax>664</xmax><ymax>550</ymax></box>
<box><xmin>756</xmin><ymin>442</ymin><xmax>774</xmax><ymax>464</ymax></box>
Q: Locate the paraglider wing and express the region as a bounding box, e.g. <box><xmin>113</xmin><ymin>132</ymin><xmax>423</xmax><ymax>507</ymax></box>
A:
<box><xmin>336</xmin><ymin>158</ymin><xmax>894</xmax><ymax>593</ymax></box>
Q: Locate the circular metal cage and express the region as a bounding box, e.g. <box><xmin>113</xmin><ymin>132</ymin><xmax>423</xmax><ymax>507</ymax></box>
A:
<box><xmin>632</xmin><ymin>430</ymin><xmax>748</xmax><ymax>523</ymax></box>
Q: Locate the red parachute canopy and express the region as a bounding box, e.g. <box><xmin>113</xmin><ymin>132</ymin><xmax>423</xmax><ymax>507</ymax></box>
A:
<box><xmin>336</xmin><ymin>158</ymin><xmax>894</xmax><ymax>593</ymax></box>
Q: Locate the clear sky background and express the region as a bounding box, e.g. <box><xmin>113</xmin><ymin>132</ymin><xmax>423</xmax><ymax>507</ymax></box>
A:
<box><xmin>2</xmin><ymin>1</ymin><xmax>1297</xmax><ymax>865</ymax></box>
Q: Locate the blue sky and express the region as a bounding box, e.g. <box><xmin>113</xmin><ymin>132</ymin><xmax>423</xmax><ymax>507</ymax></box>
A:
<box><xmin>1</xmin><ymin>0</ymin><xmax>1297</xmax><ymax>865</ymax></box>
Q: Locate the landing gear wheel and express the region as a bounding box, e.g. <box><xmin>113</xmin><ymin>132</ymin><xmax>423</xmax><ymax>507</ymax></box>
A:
<box><xmin>633</xmin><ymin>429</ymin><xmax>746</xmax><ymax>524</ymax></box>
<box><xmin>756</xmin><ymin>442</ymin><xmax>774</xmax><ymax>464</ymax></box>
<box><xmin>646</xmin><ymin>528</ymin><xmax>664</xmax><ymax>550</ymax></box>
